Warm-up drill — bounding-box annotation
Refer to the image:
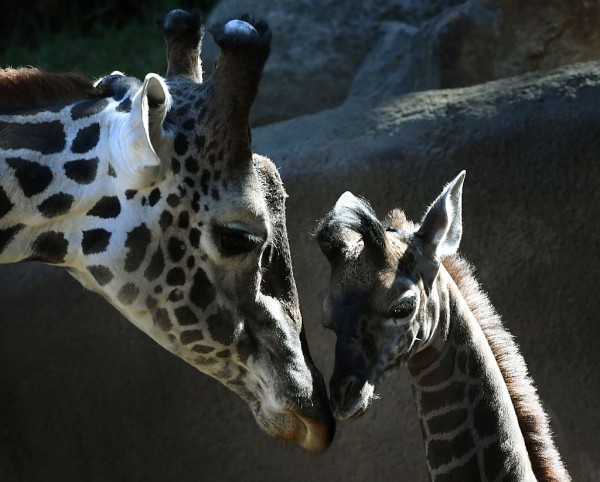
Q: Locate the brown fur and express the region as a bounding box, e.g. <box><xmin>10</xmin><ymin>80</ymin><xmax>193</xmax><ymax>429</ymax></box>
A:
<box><xmin>443</xmin><ymin>254</ymin><xmax>571</xmax><ymax>482</ymax></box>
<box><xmin>0</xmin><ymin>67</ymin><xmax>106</xmax><ymax>110</ymax></box>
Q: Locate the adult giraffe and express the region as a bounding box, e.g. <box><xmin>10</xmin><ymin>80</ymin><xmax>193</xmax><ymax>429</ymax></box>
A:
<box><xmin>0</xmin><ymin>10</ymin><xmax>334</xmax><ymax>451</ymax></box>
<box><xmin>315</xmin><ymin>173</ymin><xmax>569</xmax><ymax>479</ymax></box>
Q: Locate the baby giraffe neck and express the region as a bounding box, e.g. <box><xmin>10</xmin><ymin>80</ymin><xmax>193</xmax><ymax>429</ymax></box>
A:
<box><xmin>408</xmin><ymin>272</ymin><xmax>535</xmax><ymax>482</ymax></box>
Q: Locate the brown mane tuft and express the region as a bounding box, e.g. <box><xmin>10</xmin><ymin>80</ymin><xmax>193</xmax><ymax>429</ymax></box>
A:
<box><xmin>0</xmin><ymin>67</ymin><xmax>106</xmax><ymax>110</ymax></box>
<box><xmin>443</xmin><ymin>255</ymin><xmax>571</xmax><ymax>481</ymax></box>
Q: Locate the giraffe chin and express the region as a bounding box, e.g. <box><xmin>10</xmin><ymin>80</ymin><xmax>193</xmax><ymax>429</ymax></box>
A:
<box><xmin>330</xmin><ymin>379</ymin><xmax>375</xmax><ymax>422</ymax></box>
<box><xmin>254</xmin><ymin>407</ymin><xmax>334</xmax><ymax>453</ymax></box>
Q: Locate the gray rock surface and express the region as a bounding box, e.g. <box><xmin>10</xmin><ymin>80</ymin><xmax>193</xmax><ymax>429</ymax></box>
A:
<box><xmin>203</xmin><ymin>0</ymin><xmax>600</xmax><ymax>124</ymax></box>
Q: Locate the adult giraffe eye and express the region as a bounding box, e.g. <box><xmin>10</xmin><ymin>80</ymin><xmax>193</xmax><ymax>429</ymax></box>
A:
<box><xmin>217</xmin><ymin>227</ymin><xmax>263</xmax><ymax>257</ymax></box>
<box><xmin>390</xmin><ymin>295</ymin><xmax>417</xmax><ymax>320</ymax></box>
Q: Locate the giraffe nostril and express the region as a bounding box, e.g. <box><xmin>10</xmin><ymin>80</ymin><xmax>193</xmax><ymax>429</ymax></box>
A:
<box><xmin>332</xmin><ymin>375</ymin><xmax>360</xmax><ymax>408</ymax></box>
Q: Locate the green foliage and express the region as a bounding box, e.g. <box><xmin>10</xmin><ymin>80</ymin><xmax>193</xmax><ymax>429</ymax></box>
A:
<box><xmin>0</xmin><ymin>0</ymin><xmax>220</xmax><ymax>80</ymax></box>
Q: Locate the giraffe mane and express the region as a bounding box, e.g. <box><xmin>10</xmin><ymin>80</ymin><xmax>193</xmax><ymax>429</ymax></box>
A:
<box><xmin>0</xmin><ymin>67</ymin><xmax>106</xmax><ymax>110</ymax></box>
<box><xmin>443</xmin><ymin>254</ymin><xmax>571</xmax><ymax>482</ymax></box>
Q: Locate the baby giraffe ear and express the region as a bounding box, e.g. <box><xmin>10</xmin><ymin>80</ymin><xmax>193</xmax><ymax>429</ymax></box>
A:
<box><xmin>415</xmin><ymin>171</ymin><xmax>465</xmax><ymax>291</ymax></box>
<box><xmin>112</xmin><ymin>73</ymin><xmax>173</xmax><ymax>188</ymax></box>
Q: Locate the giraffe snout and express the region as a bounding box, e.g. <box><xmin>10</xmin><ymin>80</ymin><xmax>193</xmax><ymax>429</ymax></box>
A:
<box><xmin>329</xmin><ymin>373</ymin><xmax>374</xmax><ymax>421</ymax></box>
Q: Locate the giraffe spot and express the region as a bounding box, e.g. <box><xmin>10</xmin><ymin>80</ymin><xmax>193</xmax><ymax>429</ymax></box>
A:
<box><xmin>192</xmin><ymin>345</ymin><xmax>214</xmax><ymax>354</ymax></box>
<box><xmin>30</xmin><ymin>231</ymin><xmax>69</xmax><ymax>264</ymax></box>
<box><xmin>166</xmin><ymin>194</ymin><xmax>180</xmax><ymax>208</ymax></box>
<box><xmin>456</xmin><ymin>350</ymin><xmax>467</xmax><ymax>375</ymax></box>
<box><xmin>71</xmin><ymin>123</ymin><xmax>100</xmax><ymax>154</ymax></box>
<box><xmin>473</xmin><ymin>398</ymin><xmax>499</xmax><ymax>440</ymax></box>
<box><xmin>0</xmin><ymin>186</ymin><xmax>14</xmax><ymax>218</ymax></box>
<box><xmin>0</xmin><ymin>120</ymin><xmax>65</xmax><ymax>154</ymax></box>
<box><xmin>71</xmin><ymin>98</ymin><xmax>110</xmax><ymax>120</ymax></box>
<box><xmin>178</xmin><ymin>211</ymin><xmax>189</xmax><ymax>229</ymax></box>
<box><xmin>144</xmin><ymin>248</ymin><xmax>165</xmax><ymax>281</ymax></box>
<box><xmin>188</xmin><ymin>228</ymin><xmax>200</xmax><ymax>249</ymax></box>
<box><xmin>117</xmin><ymin>282</ymin><xmax>140</xmax><ymax>305</ymax></box>
<box><xmin>87</xmin><ymin>196</ymin><xmax>121</xmax><ymax>218</ymax></box>
<box><xmin>435</xmin><ymin>454</ymin><xmax>480</xmax><ymax>482</ymax></box>
<box><xmin>181</xmin><ymin>329</ymin><xmax>204</xmax><ymax>344</ymax></box>
<box><xmin>159</xmin><ymin>210</ymin><xmax>173</xmax><ymax>232</ymax></box>
<box><xmin>168</xmin><ymin>289</ymin><xmax>184</xmax><ymax>302</ymax></box>
<box><xmin>195</xmin><ymin>133</ymin><xmax>205</xmax><ymax>150</ymax></box>
<box><xmin>0</xmin><ymin>224</ymin><xmax>24</xmax><ymax>255</ymax></box>
<box><xmin>190</xmin><ymin>267</ymin><xmax>215</xmax><ymax>310</ymax></box>
<box><xmin>182</xmin><ymin>118</ymin><xmax>195</xmax><ymax>131</ymax></box>
<box><xmin>468</xmin><ymin>350</ymin><xmax>485</xmax><ymax>379</ymax></box>
<box><xmin>207</xmin><ymin>308</ymin><xmax>236</xmax><ymax>345</ymax></box>
<box><xmin>116</xmin><ymin>97</ymin><xmax>132</xmax><ymax>113</ymax></box>
<box><xmin>427</xmin><ymin>408</ymin><xmax>468</xmax><ymax>435</ymax></box>
<box><xmin>166</xmin><ymin>267</ymin><xmax>186</xmax><ymax>286</ymax></box>
<box><xmin>419</xmin><ymin>344</ymin><xmax>457</xmax><ymax>387</ymax></box>
<box><xmin>185</xmin><ymin>156</ymin><xmax>199</xmax><ymax>173</ymax></box>
<box><xmin>174</xmin><ymin>133</ymin><xmax>189</xmax><ymax>156</ymax></box>
<box><xmin>155</xmin><ymin>308</ymin><xmax>172</xmax><ymax>332</ymax></box>
<box><xmin>426</xmin><ymin>429</ymin><xmax>474</xmax><ymax>470</ymax></box>
<box><xmin>81</xmin><ymin>228</ymin><xmax>112</xmax><ymax>254</ymax></box>
<box><xmin>467</xmin><ymin>384</ymin><xmax>479</xmax><ymax>403</ymax></box>
<box><xmin>194</xmin><ymin>356</ymin><xmax>217</xmax><ymax>366</ymax></box>
<box><xmin>483</xmin><ymin>441</ymin><xmax>504</xmax><ymax>481</ymax></box>
<box><xmin>87</xmin><ymin>265</ymin><xmax>113</xmax><ymax>286</ymax></box>
<box><xmin>124</xmin><ymin>223</ymin><xmax>151</xmax><ymax>272</ymax></box>
<box><xmin>200</xmin><ymin>170</ymin><xmax>210</xmax><ymax>195</ymax></box>
<box><xmin>148</xmin><ymin>188</ymin><xmax>161</xmax><ymax>207</ymax></box>
<box><xmin>64</xmin><ymin>158</ymin><xmax>99</xmax><ymax>185</ymax></box>
<box><xmin>174</xmin><ymin>306</ymin><xmax>197</xmax><ymax>325</ymax></box>
<box><xmin>171</xmin><ymin>158</ymin><xmax>181</xmax><ymax>174</ymax></box>
<box><xmin>6</xmin><ymin>157</ymin><xmax>53</xmax><ymax>197</ymax></box>
<box><xmin>186</xmin><ymin>256</ymin><xmax>195</xmax><ymax>269</ymax></box>
<box><xmin>168</xmin><ymin>237</ymin><xmax>186</xmax><ymax>262</ymax></box>
<box><xmin>191</xmin><ymin>192</ymin><xmax>200</xmax><ymax>213</ymax></box>
<box><xmin>420</xmin><ymin>381</ymin><xmax>465</xmax><ymax>415</ymax></box>
<box><xmin>37</xmin><ymin>192</ymin><xmax>74</xmax><ymax>218</ymax></box>
<box><xmin>145</xmin><ymin>296</ymin><xmax>158</xmax><ymax>310</ymax></box>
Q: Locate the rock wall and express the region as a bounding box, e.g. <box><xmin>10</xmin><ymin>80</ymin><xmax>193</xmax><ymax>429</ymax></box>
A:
<box><xmin>1</xmin><ymin>1</ymin><xmax>599</xmax><ymax>481</ymax></box>
<box><xmin>203</xmin><ymin>0</ymin><xmax>600</xmax><ymax>125</ymax></box>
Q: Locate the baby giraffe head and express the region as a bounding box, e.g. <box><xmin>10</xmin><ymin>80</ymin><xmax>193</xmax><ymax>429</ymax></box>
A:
<box><xmin>315</xmin><ymin>172</ymin><xmax>465</xmax><ymax>420</ymax></box>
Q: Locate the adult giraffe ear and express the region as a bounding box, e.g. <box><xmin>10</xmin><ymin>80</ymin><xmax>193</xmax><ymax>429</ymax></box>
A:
<box><xmin>112</xmin><ymin>73</ymin><xmax>173</xmax><ymax>188</ymax></box>
<box><xmin>415</xmin><ymin>171</ymin><xmax>466</xmax><ymax>292</ymax></box>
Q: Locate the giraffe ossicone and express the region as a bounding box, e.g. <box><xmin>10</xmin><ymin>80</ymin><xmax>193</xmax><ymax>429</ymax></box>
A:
<box><xmin>315</xmin><ymin>172</ymin><xmax>570</xmax><ymax>479</ymax></box>
<box><xmin>0</xmin><ymin>9</ymin><xmax>334</xmax><ymax>452</ymax></box>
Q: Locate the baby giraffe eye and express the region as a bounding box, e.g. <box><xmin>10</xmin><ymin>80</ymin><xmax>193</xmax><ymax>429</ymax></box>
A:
<box><xmin>389</xmin><ymin>294</ymin><xmax>417</xmax><ymax>320</ymax></box>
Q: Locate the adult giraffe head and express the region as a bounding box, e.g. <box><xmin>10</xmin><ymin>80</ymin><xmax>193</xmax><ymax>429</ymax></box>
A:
<box><xmin>0</xmin><ymin>9</ymin><xmax>334</xmax><ymax>451</ymax></box>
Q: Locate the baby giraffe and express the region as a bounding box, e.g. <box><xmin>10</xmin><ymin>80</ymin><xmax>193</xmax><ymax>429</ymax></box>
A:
<box><xmin>315</xmin><ymin>172</ymin><xmax>570</xmax><ymax>481</ymax></box>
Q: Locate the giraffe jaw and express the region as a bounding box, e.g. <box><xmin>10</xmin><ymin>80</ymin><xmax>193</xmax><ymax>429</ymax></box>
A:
<box><xmin>330</xmin><ymin>379</ymin><xmax>375</xmax><ymax>421</ymax></box>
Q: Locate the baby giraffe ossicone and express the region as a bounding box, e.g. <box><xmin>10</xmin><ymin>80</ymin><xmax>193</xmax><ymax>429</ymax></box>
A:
<box><xmin>315</xmin><ymin>172</ymin><xmax>570</xmax><ymax>481</ymax></box>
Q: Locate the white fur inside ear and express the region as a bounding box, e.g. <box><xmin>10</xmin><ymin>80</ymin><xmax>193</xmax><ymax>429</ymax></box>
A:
<box><xmin>224</xmin><ymin>19</ymin><xmax>257</xmax><ymax>37</ymax></box>
<box><xmin>108</xmin><ymin>73</ymin><xmax>171</xmax><ymax>188</ymax></box>
<box><xmin>334</xmin><ymin>191</ymin><xmax>360</xmax><ymax>214</ymax></box>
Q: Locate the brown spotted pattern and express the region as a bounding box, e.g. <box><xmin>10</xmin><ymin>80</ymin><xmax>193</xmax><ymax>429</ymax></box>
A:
<box><xmin>0</xmin><ymin>9</ymin><xmax>334</xmax><ymax>452</ymax></box>
<box><xmin>315</xmin><ymin>175</ymin><xmax>569</xmax><ymax>480</ymax></box>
